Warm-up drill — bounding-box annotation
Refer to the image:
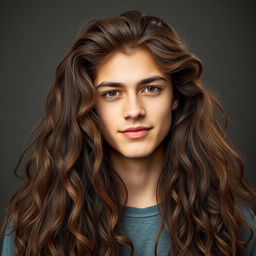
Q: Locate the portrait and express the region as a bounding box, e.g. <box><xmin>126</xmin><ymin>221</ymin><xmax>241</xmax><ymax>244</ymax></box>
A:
<box><xmin>0</xmin><ymin>3</ymin><xmax>255</xmax><ymax>256</ymax></box>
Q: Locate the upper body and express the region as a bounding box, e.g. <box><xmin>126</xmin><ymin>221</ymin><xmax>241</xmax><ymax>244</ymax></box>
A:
<box><xmin>2</xmin><ymin>202</ymin><xmax>256</xmax><ymax>256</ymax></box>
<box><xmin>1</xmin><ymin>10</ymin><xmax>256</xmax><ymax>255</ymax></box>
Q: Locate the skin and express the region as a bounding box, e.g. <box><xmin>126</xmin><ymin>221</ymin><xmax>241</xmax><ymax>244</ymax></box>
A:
<box><xmin>94</xmin><ymin>47</ymin><xmax>178</xmax><ymax>208</ymax></box>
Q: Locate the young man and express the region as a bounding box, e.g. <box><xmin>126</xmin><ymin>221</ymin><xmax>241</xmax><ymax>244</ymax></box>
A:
<box><xmin>1</xmin><ymin>10</ymin><xmax>256</xmax><ymax>256</ymax></box>
<box><xmin>94</xmin><ymin>47</ymin><xmax>178</xmax><ymax>208</ymax></box>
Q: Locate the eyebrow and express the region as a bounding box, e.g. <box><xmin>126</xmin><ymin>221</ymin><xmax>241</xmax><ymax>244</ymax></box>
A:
<box><xmin>95</xmin><ymin>75</ymin><xmax>168</xmax><ymax>89</ymax></box>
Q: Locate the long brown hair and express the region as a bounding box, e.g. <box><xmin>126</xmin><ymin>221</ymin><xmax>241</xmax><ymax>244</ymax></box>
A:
<box><xmin>1</xmin><ymin>10</ymin><xmax>256</xmax><ymax>256</ymax></box>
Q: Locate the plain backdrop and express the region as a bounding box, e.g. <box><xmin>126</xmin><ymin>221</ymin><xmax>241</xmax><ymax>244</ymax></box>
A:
<box><xmin>0</xmin><ymin>0</ymin><xmax>255</xmax><ymax>251</ymax></box>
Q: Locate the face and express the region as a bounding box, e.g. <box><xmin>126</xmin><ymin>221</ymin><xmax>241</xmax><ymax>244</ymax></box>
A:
<box><xmin>94</xmin><ymin>47</ymin><xmax>178</xmax><ymax>159</ymax></box>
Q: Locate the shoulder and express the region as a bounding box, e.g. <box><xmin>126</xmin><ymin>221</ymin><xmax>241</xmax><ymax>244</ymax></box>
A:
<box><xmin>1</xmin><ymin>219</ymin><xmax>15</xmax><ymax>256</ymax></box>
<box><xmin>239</xmin><ymin>202</ymin><xmax>256</xmax><ymax>255</ymax></box>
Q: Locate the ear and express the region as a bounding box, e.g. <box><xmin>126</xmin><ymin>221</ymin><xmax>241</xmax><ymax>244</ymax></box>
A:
<box><xmin>171</xmin><ymin>96</ymin><xmax>179</xmax><ymax>110</ymax></box>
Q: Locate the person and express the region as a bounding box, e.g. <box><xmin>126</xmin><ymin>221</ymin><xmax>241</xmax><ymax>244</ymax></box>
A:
<box><xmin>0</xmin><ymin>9</ymin><xmax>256</xmax><ymax>256</ymax></box>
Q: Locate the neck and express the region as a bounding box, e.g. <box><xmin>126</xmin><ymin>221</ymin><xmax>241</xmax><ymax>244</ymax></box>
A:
<box><xmin>109</xmin><ymin>144</ymin><xmax>165</xmax><ymax>208</ymax></box>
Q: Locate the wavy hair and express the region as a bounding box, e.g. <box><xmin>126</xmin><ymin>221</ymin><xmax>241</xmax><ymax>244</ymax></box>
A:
<box><xmin>1</xmin><ymin>10</ymin><xmax>256</xmax><ymax>256</ymax></box>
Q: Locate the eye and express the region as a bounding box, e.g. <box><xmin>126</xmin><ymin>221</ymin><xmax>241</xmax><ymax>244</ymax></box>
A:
<box><xmin>143</xmin><ymin>86</ymin><xmax>161</xmax><ymax>94</ymax></box>
<box><xmin>101</xmin><ymin>90</ymin><xmax>120</xmax><ymax>99</ymax></box>
<box><xmin>101</xmin><ymin>86</ymin><xmax>162</xmax><ymax>99</ymax></box>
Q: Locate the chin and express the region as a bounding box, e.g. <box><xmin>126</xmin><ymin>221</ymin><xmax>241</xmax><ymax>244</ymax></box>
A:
<box><xmin>119</xmin><ymin>147</ymin><xmax>155</xmax><ymax>159</ymax></box>
<box><xmin>121</xmin><ymin>153</ymin><xmax>151</xmax><ymax>159</ymax></box>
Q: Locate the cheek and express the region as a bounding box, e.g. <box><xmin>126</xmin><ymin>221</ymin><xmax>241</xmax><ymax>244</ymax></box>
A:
<box><xmin>148</xmin><ymin>99</ymin><xmax>172</xmax><ymax>120</ymax></box>
<box><xmin>96</xmin><ymin>104</ymin><xmax>118</xmax><ymax>129</ymax></box>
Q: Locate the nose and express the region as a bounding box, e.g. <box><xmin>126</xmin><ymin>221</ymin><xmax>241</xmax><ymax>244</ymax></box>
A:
<box><xmin>123</xmin><ymin>94</ymin><xmax>145</xmax><ymax>120</ymax></box>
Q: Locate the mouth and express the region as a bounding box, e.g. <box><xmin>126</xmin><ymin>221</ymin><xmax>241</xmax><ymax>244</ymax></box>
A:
<box><xmin>121</xmin><ymin>128</ymin><xmax>152</xmax><ymax>139</ymax></box>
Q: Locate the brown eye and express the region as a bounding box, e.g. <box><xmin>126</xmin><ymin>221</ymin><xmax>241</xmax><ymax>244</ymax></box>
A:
<box><xmin>143</xmin><ymin>86</ymin><xmax>161</xmax><ymax>94</ymax></box>
<box><xmin>102</xmin><ymin>90</ymin><xmax>120</xmax><ymax>99</ymax></box>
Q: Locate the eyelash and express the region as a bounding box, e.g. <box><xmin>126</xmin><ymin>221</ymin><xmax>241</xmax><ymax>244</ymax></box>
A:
<box><xmin>101</xmin><ymin>86</ymin><xmax>162</xmax><ymax>99</ymax></box>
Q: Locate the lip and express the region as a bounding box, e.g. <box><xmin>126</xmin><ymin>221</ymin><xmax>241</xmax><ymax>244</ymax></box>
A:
<box><xmin>121</xmin><ymin>128</ymin><xmax>152</xmax><ymax>139</ymax></box>
<box><xmin>121</xmin><ymin>126</ymin><xmax>152</xmax><ymax>132</ymax></box>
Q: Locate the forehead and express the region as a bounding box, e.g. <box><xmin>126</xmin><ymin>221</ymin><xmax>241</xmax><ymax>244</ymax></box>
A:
<box><xmin>94</xmin><ymin>47</ymin><xmax>168</xmax><ymax>86</ymax></box>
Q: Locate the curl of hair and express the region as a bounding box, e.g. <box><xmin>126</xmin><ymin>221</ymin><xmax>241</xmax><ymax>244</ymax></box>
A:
<box><xmin>1</xmin><ymin>10</ymin><xmax>256</xmax><ymax>256</ymax></box>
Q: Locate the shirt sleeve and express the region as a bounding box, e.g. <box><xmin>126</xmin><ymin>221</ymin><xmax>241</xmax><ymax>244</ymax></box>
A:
<box><xmin>240</xmin><ymin>204</ymin><xmax>256</xmax><ymax>256</ymax></box>
<box><xmin>1</xmin><ymin>221</ymin><xmax>15</xmax><ymax>256</ymax></box>
<box><xmin>248</xmin><ymin>207</ymin><xmax>256</xmax><ymax>256</ymax></box>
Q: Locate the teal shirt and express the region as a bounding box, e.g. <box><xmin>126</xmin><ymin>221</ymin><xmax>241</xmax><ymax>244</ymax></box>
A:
<box><xmin>119</xmin><ymin>203</ymin><xmax>171</xmax><ymax>255</ymax></box>
<box><xmin>119</xmin><ymin>203</ymin><xmax>256</xmax><ymax>255</ymax></box>
<box><xmin>1</xmin><ymin>203</ymin><xmax>256</xmax><ymax>255</ymax></box>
